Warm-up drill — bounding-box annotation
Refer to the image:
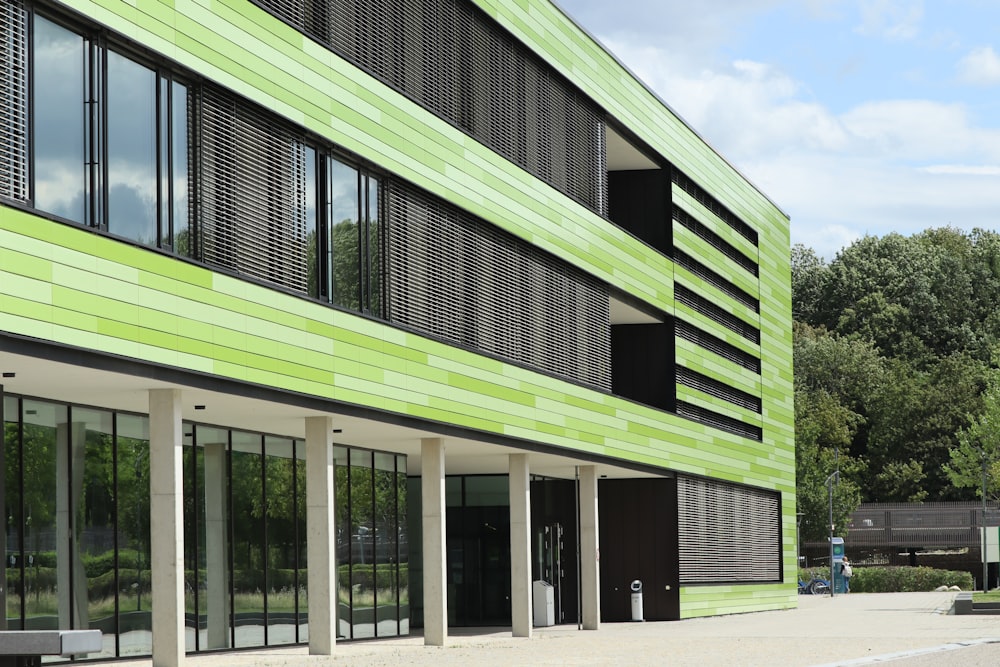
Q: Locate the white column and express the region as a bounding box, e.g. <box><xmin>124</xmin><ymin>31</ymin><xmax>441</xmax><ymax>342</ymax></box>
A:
<box><xmin>421</xmin><ymin>438</ymin><xmax>447</xmax><ymax>646</ymax></box>
<box><xmin>305</xmin><ymin>416</ymin><xmax>336</xmax><ymax>654</ymax></box>
<box><xmin>509</xmin><ymin>454</ymin><xmax>532</xmax><ymax>637</ymax></box>
<box><xmin>149</xmin><ymin>389</ymin><xmax>185</xmax><ymax>667</ymax></box>
<box><xmin>579</xmin><ymin>466</ymin><xmax>600</xmax><ymax>630</ymax></box>
<box><xmin>57</xmin><ymin>422</ymin><xmax>88</xmax><ymax>630</ymax></box>
<box><xmin>203</xmin><ymin>443</ymin><xmax>230</xmax><ymax>649</ymax></box>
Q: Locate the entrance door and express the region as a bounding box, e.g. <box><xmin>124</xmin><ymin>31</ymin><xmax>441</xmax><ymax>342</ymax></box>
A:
<box><xmin>540</xmin><ymin>523</ymin><xmax>564</xmax><ymax>623</ymax></box>
<box><xmin>446</xmin><ymin>505</ymin><xmax>511</xmax><ymax>626</ymax></box>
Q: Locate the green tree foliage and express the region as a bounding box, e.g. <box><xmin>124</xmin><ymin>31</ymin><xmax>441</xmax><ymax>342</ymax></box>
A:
<box><xmin>793</xmin><ymin>227</ymin><xmax>1000</xmax><ymax>506</ymax></box>
<box><xmin>945</xmin><ymin>374</ymin><xmax>1000</xmax><ymax>502</ymax></box>
<box><xmin>794</xmin><ymin>388</ymin><xmax>864</xmax><ymax>542</ymax></box>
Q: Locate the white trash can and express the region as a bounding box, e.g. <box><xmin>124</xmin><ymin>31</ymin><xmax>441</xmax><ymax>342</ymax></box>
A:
<box><xmin>533</xmin><ymin>580</ymin><xmax>555</xmax><ymax>627</ymax></box>
<box><xmin>630</xmin><ymin>580</ymin><xmax>644</xmax><ymax>622</ymax></box>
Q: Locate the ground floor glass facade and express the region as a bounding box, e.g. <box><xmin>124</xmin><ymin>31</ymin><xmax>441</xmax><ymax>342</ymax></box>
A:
<box><xmin>1</xmin><ymin>393</ymin><xmax>408</xmax><ymax>660</ymax></box>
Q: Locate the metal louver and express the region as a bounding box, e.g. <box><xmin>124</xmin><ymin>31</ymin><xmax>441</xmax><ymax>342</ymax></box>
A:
<box><xmin>675</xmin><ymin>320</ymin><xmax>761</xmax><ymax>374</ymax></box>
<box><xmin>673</xmin><ymin>170</ymin><xmax>758</xmax><ymax>247</ymax></box>
<box><xmin>676</xmin><ymin>366</ymin><xmax>761</xmax><ymax>413</ymax></box>
<box><xmin>673</xmin><ymin>205</ymin><xmax>758</xmax><ymax>277</ymax></box>
<box><xmin>676</xmin><ymin>401</ymin><xmax>762</xmax><ymax>441</ymax></box>
<box><xmin>0</xmin><ymin>0</ymin><xmax>28</xmax><ymax>203</ymax></box>
<box><xmin>674</xmin><ymin>249</ymin><xmax>759</xmax><ymax>313</ymax></box>
<box><xmin>253</xmin><ymin>0</ymin><xmax>608</xmax><ymax>216</ymax></box>
<box><xmin>386</xmin><ymin>180</ymin><xmax>612</xmax><ymax>390</ymax></box>
<box><xmin>675</xmin><ymin>285</ymin><xmax>760</xmax><ymax>345</ymax></box>
<box><xmin>677</xmin><ymin>475</ymin><xmax>780</xmax><ymax>583</ymax></box>
<box><xmin>196</xmin><ymin>86</ymin><xmax>310</xmax><ymax>293</ymax></box>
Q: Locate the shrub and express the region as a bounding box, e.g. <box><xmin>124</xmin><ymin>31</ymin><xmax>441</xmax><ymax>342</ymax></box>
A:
<box><xmin>799</xmin><ymin>565</ymin><xmax>972</xmax><ymax>592</ymax></box>
<box><xmin>850</xmin><ymin>566</ymin><xmax>972</xmax><ymax>593</ymax></box>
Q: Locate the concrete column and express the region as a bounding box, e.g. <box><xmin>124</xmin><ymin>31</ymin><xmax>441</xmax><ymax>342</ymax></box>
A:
<box><xmin>509</xmin><ymin>454</ymin><xmax>532</xmax><ymax>637</ymax></box>
<box><xmin>149</xmin><ymin>389</ymin><xmax>185</xmax><ymax>667</ymax></box>
<box><xmin>579</xmin><ymin>466</ymin><xmax>600</xmax><ymax>630</ymax></box>
<box><xmin>57</xmin><ymin>422</ymin><xmax>88</xmax><ymax>630</ymax></box>
<box><xmin>203</xmin><ymin>443</ymin><xmax>230</xmax><ymax>649</ymax></box>
<box><xmin>421</xmin><ymin>438</ymin><xmax>447</xmax><ymax>646</ymax></box>
<box><xmin>305</xmin><ymin>416</ymin><xmax>336</xmax><ymax>655</ymax></box>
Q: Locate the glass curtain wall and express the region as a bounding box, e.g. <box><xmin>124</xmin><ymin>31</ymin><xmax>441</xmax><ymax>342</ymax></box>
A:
<box><xmin>334</xmin><ymin>446</ymin><xmax>407</xmax><ymax>640</ymax></box>
<box><xmin>1</xmin><ymin>397</ymin><xmax>152</xmax><ymax>659</ymax></box>
<box><xmin>2</xmin><ymin>394</ymin><xmax>408</xmax><ymax>657</ymax></box>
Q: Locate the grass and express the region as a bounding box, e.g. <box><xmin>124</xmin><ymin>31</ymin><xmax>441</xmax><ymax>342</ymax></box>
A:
<box><xmin>972</xmin><ymin>591</ymin><xmax>1000</xmax><ymax>603</ymax></box>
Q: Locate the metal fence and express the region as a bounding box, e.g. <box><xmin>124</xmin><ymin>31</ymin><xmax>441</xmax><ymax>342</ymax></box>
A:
<box><xmin>804</xmin><ymin>502</ymin><xmax>1000</xmax><ymax>549</ymax></box>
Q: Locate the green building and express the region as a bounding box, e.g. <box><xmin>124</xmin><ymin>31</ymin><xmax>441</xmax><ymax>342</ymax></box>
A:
<box><xmin>0</xmin><ymin>0</ymin><xmax>794</xmax><ymax>663</ymax></box>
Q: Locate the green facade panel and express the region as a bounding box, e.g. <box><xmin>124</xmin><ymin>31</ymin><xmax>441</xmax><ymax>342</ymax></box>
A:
<box><xmin>1</xmin><ymin>208</ymin><xmax>793</xmax><ymax>490</ymax></box>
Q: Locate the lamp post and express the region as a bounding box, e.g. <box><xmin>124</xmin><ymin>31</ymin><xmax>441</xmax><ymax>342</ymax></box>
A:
<box><xmin>981</xmin><ymin>447</ymin><xmax>988</xmax><ymax>593</ymax></box>
<box><xmin>825</xmin><ymin>470</ymin><xmax>840</xmax><ymax>597</ymax></box>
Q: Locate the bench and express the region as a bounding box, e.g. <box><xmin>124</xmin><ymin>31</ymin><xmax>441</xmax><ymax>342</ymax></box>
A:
<box><xmin>953</xmin><ymin>591</ymin><xmax>974</xmax><ymax>615</ymax></box>
<box><xmin>0</xmin><ymin>630</ymin><xmax>103</xmax><ymax>667</ymax></box>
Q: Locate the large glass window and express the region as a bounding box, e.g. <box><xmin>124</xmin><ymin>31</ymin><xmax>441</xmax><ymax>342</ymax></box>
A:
<box><xmin>3</xmin><ymin>396</ymin><xmax>22</xmax><ymax>630</ymax></box>
<box><xmin>348</xmin><ymin>449</ymin><xmax>374</xmax><ymax>639</ymax></box>
<box><xmin>71</xmin><ymin>408</ymin><xmax>116</xmax><ymax>660</ymax></box>
<box><xmin>320</xmin><ymin>155</ymin><xmax>381</xmax><ymax>315</ymax></box>
<box><xmin>107</xmin><ymin>51</ymin><xmax>157</xmax><ymax>244</ymax></box>
<box><xmin>230</xmin><ymin>430</ymin><xmax>264</xmax><ymax>648</ymax></box>
<box><xmin>326</xmin><ymin>159</ymin><xmax>360</xmax><ymax>310</ymax></box>
<box><xmin>2</xmin><ymin>397</ymin><xmax>408</xmax><ymax>654</ymax></box>
<box><xmin>21</xmin><ymin>400</ymin><xmax>63</xmax><ymax>632</ymax></box>
<box><xmin>374</xmin><ymin>453</ymin><xmax>397</xmax><ymax>636</ymax></box>
<box><xmin>116</xmin><ymin>413</ymin><xmax>151</xmax><ymax>656</ymax></box>
<box><xmin>29</xmin><ymin>12</ymin><xmax>187</xmax><ymax>250</ymax></box>
<box><xmin>33</xmin><ymin>15</ymin><xmax>86</xmax><ymax>223</ymax></box>
<box><xmin>333</xmin><ymin>446</ymin><xmax>407</xmax><ymax>640</ymax></box>
<box><xmin>169</xmin><ymin>82</ymin><xmax>190</xmax><ymax>255</ymax></box>
<box><xmin>264</xmin><ymin>436</ymin><xmax>297</xmax><ymax>646</ymax></box>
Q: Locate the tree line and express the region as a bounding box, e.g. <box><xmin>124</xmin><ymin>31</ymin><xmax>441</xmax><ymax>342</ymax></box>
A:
<box><xmin>792</xmin><ymin>227</ymin><xmax>1000</xmax><ymax>541</ymax></box>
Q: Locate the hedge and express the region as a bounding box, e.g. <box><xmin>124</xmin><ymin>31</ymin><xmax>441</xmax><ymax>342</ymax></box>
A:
<box><xmin>799</xmin><ymin>565</ymin><xmax>973</xmax><ymax>592</ymax></box>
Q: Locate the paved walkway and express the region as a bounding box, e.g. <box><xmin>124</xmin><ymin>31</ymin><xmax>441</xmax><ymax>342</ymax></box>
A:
<box><xmin>108</xmin><ymin>592</ymin><xmax>1000</xmax><ymax>666</ymax></box>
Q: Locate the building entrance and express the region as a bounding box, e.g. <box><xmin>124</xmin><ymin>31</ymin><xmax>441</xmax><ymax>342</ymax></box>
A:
<box><xmin>446</xmin><ymin>504</ymin><xmax>511</xmax><ymax>626</ymax></box>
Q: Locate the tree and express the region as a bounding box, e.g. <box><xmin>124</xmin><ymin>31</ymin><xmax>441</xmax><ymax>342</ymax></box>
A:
<box><xmin>791</xmin><ymin>244</ymin><xmax>827</xmax><ymax>323</ymax></box>
<box><xmin>866</xmin><ymin>355</ymin><xmax>987</xmax><ymax>500</ymax></box>
<box><xmin>795</xmin><ymin>389</ymin><xmax>865</xmax><ymax>543</ymax></box>
<box><xmin>945</xmin><ymin>374</ymin><xmax>1000</xmax><ymax>503</ymax></box>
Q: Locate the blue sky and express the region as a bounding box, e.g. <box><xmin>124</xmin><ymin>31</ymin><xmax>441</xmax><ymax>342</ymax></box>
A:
<box><xmin>556</xmin><ymin>0</ymin><xmax>1000</xmax><ymax>257</ymax></box>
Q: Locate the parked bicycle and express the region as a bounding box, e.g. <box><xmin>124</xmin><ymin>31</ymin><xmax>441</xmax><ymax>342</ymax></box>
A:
<box><xmin>797</xmin><ymin>576</ymin><xmax>830</xmax><ymax>595</ymax></box>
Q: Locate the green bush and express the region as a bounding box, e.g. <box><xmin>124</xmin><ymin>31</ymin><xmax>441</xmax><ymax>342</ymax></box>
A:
<box><xmin>798</xmin><ymin>565</ymin><xmax>972</xmax><ymax>592</ymax></box>
<box><xmin>850</xmin><ymin>566</ymin><xmax>973</xmax><ymax>593</ymax></box>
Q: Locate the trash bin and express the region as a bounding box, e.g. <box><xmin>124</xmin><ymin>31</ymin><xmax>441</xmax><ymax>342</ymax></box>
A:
<box><xmin>533</xmin><ymin>580</ymin><xmax>555</xmax><ymax>627</ymax></box>
<box><xmin>630</xmin><ymin>580</ymin><xmax>644</xmax><ymax>622</ymax></box>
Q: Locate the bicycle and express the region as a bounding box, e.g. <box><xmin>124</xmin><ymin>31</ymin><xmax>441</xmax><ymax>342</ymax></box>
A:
<box><xmin>797</xmin><ymin>577</ymin><xmax>830</xmax><ymax>595</ymax></box>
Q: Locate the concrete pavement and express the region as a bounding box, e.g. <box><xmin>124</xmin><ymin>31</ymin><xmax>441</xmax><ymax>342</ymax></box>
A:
<box><xmin>107</xmin><ymin>591</ymin><xmax>1000</xmax><ymax>666</ymax></box>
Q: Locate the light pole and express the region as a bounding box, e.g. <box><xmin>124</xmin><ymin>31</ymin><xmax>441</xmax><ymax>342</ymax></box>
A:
<box><xmin>825</xmin><ymin>470</ymin><xmax>840</xmax><ymax>597</ymax></box>
<box><xmin>980</xmin><ymin>447</ymin><xmax>988</xmax><ymax>593</ymax></box>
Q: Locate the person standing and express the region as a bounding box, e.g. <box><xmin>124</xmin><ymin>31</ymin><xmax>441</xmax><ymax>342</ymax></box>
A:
<box><xmin>841</xmin><ymin>556</ymin><xmax>853</xmax><ymax>593</ymax></box>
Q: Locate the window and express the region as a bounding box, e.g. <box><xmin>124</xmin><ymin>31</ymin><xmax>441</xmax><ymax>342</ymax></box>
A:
<box><xmin>32</xmin><ymin>15</ymin><xmax>85</xmax><ymax>222</ymax></box>
<box><xmin>6</xmin><ymin>6</ymin><xmax>383</xmax><ymax>318</ymax></box>
<box><xmin>28</xmin><ymin>12</ymin><xmax>188</xmax><ymax>249</ymax></box>
<box><xmin>317</xmin><ymin>153</ymin><xmax>382</xmax><ymax>315</ymax></box>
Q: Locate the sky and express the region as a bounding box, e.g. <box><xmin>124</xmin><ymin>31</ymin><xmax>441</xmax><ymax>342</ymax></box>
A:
<box><xmin>556</xmin><ymin>0</ymin><xmax>1000</xmax><ymax>258</ymax></box>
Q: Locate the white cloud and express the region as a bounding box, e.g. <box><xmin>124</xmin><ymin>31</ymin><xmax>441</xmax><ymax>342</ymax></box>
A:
<box><xmin>567</xmin><ymin>1</ymin><xmax>1000</xmax><ymax>258</ymax></box>
<box><xmin>957</xmin><ymin>46</ymin><xmax>1000</xmax><ymax>86</ymax></box>
<box><xmin>918</xmin><ymin>164</ymin><xmax>1000</xmax><ymax>176</ymax></box>
<box><xmin>854</xmin><ymin>0</ymin><xmax>923</xmax><ymax>41</ymax></box>
<box><xmin>596</xmin><ymin>36</ymin><xmax>1000</xmax><ymax>258</ymax></box>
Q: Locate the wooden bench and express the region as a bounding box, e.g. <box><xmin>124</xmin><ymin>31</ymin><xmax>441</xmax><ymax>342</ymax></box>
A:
<box><xmin>0</xmin><ymin>630</ymin><xmax>102</xmax><ymax>666</ymax></box>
